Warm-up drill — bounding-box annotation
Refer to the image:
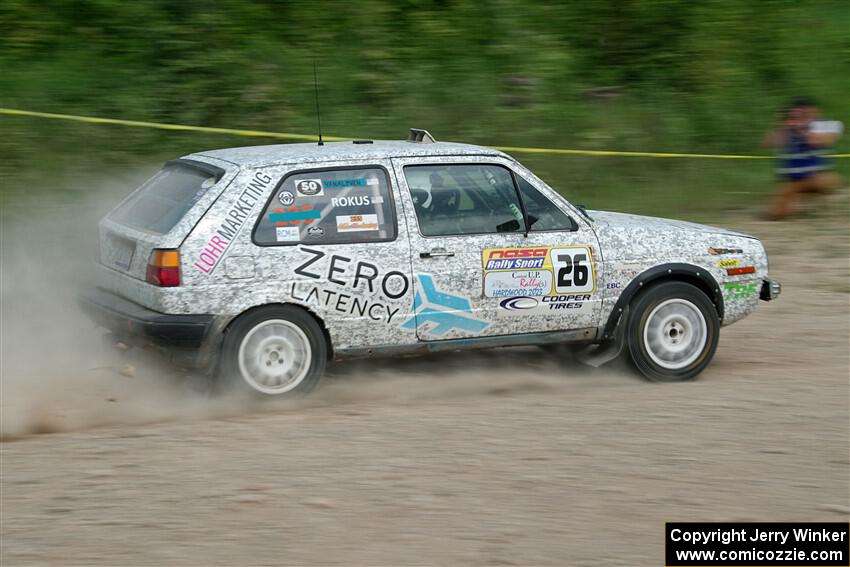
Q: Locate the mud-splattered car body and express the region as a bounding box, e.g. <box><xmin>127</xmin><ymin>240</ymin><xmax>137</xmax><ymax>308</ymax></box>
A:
<box><xmin>81</xmin><ymin>131</ymin><xmax>780</xmax><ymax>394</ymax></box>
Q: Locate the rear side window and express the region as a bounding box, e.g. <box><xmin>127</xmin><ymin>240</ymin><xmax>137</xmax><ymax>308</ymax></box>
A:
<box><xmin>110</xmin><ymin>161</ymin><xmax>222</xmax><ymax>234</ymax></box>
<box><xmin>253</xmin><ymin>167</ymin><xmax>396</xmax><ymax>245</ymax></box>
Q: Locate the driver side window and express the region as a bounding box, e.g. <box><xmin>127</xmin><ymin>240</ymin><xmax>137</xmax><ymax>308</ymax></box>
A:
<box><xmin>403</xmin><ymin>164</ymin><xmax>525</xmax><ymax>237</ymax></box>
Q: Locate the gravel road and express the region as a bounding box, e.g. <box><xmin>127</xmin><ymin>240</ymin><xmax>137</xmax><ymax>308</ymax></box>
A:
<box><xmin>1</xmin><ymin>197</ymin><xmax>847</xmax><ymax>566</ymax></box>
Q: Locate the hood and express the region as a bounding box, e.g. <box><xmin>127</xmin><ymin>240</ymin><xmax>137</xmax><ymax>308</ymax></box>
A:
<box><xmin>587</xmin><ymin>210</ymin><xmax>753</xmax><ymax>239</ymax></box>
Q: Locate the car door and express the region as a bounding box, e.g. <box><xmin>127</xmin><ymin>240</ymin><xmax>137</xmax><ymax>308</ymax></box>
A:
<box><xmin>392</xmin><ymin>156</ymin><xmax>603</xmax><ymax>341</ymax></box>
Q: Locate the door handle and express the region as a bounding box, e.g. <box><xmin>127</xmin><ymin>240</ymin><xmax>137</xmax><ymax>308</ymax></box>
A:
<box><xmin>420</xmin><ymin>250</ymin><xmax>455</xmax><ymax>259</ymax></box>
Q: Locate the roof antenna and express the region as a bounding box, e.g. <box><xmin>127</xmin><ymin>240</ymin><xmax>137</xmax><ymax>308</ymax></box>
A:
<box><xmin>313</xmin><ymin>60</ymin><xmax>324</xmax><ymax>146</ymax></box>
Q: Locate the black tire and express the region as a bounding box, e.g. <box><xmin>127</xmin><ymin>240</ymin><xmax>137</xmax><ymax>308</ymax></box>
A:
<box><xmin>626</xmin><ymin>281</ymin><xmax>719</xmax><ymax>382</ymax></box>
<box><xmin>218</xmin><ymin>305</ymin><xmax>327</xmax><ymax>396</ymax></box>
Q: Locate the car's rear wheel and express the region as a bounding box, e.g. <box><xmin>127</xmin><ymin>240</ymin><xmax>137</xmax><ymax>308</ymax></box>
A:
<box><xmin>220</xmin><ymin>306</ymin><xmax>327</xmax><ymax>396</ymax></box>
<box><xmin>627</xmin><ymin>281</ymin><xmax>719</xmax><ymax>382</ymax></box>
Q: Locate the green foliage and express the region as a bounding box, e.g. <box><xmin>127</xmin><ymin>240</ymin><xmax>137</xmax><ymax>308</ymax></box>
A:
<box><xmin>1</xmin><ymin>0</ymin><xmax>848</xmax><ymax>216</ymax></box>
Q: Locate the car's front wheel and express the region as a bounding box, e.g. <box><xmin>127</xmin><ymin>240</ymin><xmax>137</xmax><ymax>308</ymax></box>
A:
<box><xmin>219</xmin><ymin>305</ymin><xmax>327</xmax><ymax>396</ymax></box>
<box><xmin>627</xmin><ymin>281</ymin><xmax>719</xmax><ymax>382</ymax></box>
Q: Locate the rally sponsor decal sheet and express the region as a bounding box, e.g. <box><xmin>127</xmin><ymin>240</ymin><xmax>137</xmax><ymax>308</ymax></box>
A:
<box><xmin>482</xmin><ymin>246</ymin><xmax>596</xmax><ymax>316</ymax></box>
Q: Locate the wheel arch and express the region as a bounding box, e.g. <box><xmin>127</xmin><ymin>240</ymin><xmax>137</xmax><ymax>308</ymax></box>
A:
<box><xmin>221</xmin><ymin>302</ymin><xmax>334</xmax><ymax>360</ymax></box>
<box><xmin>602</xmin><ymin>263</ymin><xmax>723</xmax><ymax>341</ymax></box>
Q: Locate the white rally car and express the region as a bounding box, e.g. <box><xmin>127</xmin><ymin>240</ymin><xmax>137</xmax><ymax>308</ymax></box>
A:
<box><xmin>81</xmin><ymin>129</ymin><xmax>780</xmax><ymax>395</ymax></box>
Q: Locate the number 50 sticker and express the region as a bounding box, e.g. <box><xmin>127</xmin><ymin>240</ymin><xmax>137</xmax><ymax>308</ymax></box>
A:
<box><xmin>550</xmin><ymin>247</ymin><xmax>596</xmax><ymax>294</ymax></box>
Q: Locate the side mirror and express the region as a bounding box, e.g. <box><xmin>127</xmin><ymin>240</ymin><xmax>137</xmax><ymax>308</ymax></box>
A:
<box><xmin>496</xmin><ymin>219</ymin><xmax>520</xmax><ymax>233</ymax></box>
<box><xmin>410</xmin><ymin>188</ymin><xmax>429</xmax><ymax>207</ymax></box>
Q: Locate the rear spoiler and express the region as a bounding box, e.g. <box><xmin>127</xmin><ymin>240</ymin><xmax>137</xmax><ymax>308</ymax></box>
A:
<box><xmin>165</xmin><ymin>158</ymin><xmax>225</xmax><ymax>181</ymax></box>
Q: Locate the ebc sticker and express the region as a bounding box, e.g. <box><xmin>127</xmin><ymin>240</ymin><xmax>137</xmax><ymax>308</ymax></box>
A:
<box><xmin>193</xmin><ymin>171</ymin><xmax>272</xmax><ymax>275</ymax></box>
<box><xmin>337</xmin><ymin>214</ymin><xmax>379</xmax><ymax>232</ymax></box>
<box><xmin>481</xmin><ymin>246</ymin><xmax>596</xmax><ymax>298</ymax></box>
<box><xmin>290</xmin><ymin>248</ymin><xmax>410</xmax><ymax>325</ymax></box>
<box><xmin>278</xmin><ymin>191</ymin><xmax>295</xmax><ymax>206</ymax></box>
<box><xmin>306</xmin><ymin>225</ymin><xmax>324</xmax><ymax>238</ymax></box>
<box><xmin>296</xmin><ymin>179</ymin><xmax>323</xmax><ymax>196</ymax></box>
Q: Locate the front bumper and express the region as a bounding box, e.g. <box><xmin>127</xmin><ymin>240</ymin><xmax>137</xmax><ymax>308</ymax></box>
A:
<box><xmin>760</xmin><ymin>277</ymin><xmax>781</xmax><ymax>301</ymax></box>
<box><xmin>79</xmin><ymin>288</ymin><xmax>214</xmax><ymax>347</ymax></box>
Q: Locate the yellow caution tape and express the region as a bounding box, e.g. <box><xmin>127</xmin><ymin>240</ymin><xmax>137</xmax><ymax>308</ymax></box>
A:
<box><xmin>1</xmin><ymin>107</ymin><xmax>847</xmax><ymax>159</ymax></box>
<box><xmin>0</xmin><ymin>107</ymin><xmax>348</xmax><ymax>142</ymax></box>
<box><xmin>492</xmin><ymin>145</ymin><xmax>774</xmax><ymax>159</ymax></box>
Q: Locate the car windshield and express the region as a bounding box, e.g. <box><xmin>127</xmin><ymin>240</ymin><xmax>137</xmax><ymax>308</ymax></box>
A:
<box><xmin>109</xmin><ymin>163</ymin><xmax>219</xmax><ymax>234</ymax></box>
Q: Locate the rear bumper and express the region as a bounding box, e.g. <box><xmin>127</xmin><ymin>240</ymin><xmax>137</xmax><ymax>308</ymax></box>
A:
<box><xmin>79</xmin><ymin>288</ymin><xmax>214</xmax><ymax>348</ymax></box>
<box><xmin>760</xmin><ymin>277</ymin><xmax>781</xmax><ymax>301</ymax></box>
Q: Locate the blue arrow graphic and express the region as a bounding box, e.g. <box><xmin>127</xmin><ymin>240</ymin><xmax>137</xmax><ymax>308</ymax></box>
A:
<box><xmin>402</xmin><ymin>274</ymin><xmax>490</xmax><ymax>336</ymax></box>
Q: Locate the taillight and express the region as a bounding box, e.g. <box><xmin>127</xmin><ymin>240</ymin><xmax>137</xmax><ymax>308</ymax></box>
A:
<box><xmin>146</xmin><ymin>249</ymin><xmax>181</xmax><ymax>287</ymax></box>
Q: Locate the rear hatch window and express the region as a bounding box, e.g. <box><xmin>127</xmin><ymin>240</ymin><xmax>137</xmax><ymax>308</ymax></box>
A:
<box><xmin>109</xmin><ymin>160</ymin><xmax>224</xmax><ymax>235</ymax></box>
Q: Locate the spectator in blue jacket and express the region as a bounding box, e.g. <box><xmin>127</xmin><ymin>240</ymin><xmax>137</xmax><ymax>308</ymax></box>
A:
<box><xmin>765</xmin><ymin>97</ymin><xmax>843</xmax><ymax>220</ymax></box>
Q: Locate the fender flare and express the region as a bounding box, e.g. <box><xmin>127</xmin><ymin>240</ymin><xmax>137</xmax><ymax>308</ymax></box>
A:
<box><xmin>601</xmin><ymin>262</ymin><xmax>724</xmax><ymax>340</ymax></box>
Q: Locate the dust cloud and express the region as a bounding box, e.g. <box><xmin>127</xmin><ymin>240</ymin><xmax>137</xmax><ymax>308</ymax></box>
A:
<box><xmin>0</xmin><ymin>169</ymin><xmax>249</xmax><ymax>440</ymax></box>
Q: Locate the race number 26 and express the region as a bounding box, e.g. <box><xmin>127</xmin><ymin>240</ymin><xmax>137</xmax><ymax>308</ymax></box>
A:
<box><xmin>550</xmin><ymin>247</ymin><xmax>595</xmax><ymax>294</ymax></box>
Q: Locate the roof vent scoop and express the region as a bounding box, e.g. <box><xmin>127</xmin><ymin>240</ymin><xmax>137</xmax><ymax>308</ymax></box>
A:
<box><xmin>407</xmin><ymin>128</ymin><xmax>436</xmax><ymax>144</ymax></box>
